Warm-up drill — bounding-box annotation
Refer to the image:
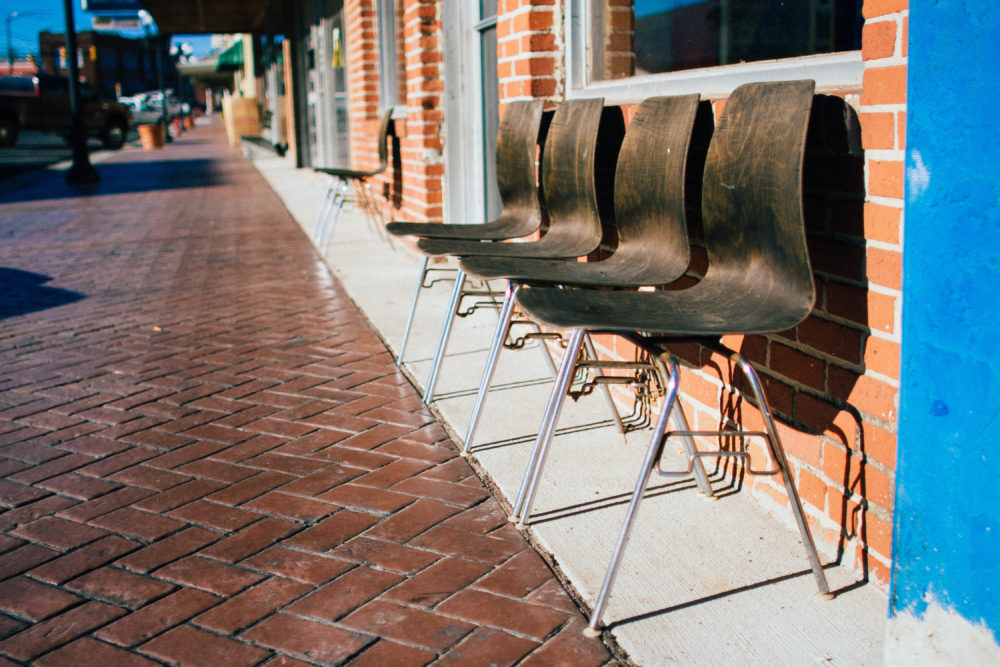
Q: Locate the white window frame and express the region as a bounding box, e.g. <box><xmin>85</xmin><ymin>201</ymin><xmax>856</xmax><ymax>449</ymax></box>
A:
<box><xmin>565</xmin><ymin>1</ymin><xmax>864</xmax><ymax>103</ymax></box>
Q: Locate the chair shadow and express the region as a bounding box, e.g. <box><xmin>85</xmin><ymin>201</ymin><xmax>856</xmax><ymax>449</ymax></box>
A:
<box><xmin>0</xmin><ymin>268</ymin><xmax>85</xmax><ymax>319</ymax></box>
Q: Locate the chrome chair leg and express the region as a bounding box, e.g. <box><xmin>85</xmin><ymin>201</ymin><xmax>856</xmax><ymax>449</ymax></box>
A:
<box><xmin>397</xmin><ymin>256</ymin><xmax>430</xmax><ymax>364</ymax></box>
<box><xmin>422</xmin><ymin>269</ymin><xmax>466</xmax><ymax>404</ymax></box>
<box><xmin>312</xmin><ymin>177</ymin><xmax>336</xmax><ymax>241</ymax></box>
<box><xmin>731</xmin><ymin>352</ymin><xmax>832</xmax><ymax>598</ymax></box>
<box><xmin>510</xmin><ymin>328</ymin><xmax>585</xmax><ymax>526</ymax></box>
<box><xmin>315</xmin><ymin>179</ymin><xmax>346</xmax><ymax>247</ymax></box>
<box><xmin>461</xmin><ymin>282</ymin><xmax>520</xmax><ymax>455</ymax></box>
<box><xmin>583</xmin><ymin>334</ymin><xmax>626</xmax><ymax>435</ymax></box>
<box><xmin>583</xmin><ymin>354</ymin><xmax>684</xmax><ymax>636</ymax></box>
<box><xmin>320</xmin><ymin>181</ymin><xmax>349</xmax><ymax>254</ymax></box>
<box><xmin>514</xmin><ymin>347</ymin><xmax>714</xmax><ymax>529</ymax></box>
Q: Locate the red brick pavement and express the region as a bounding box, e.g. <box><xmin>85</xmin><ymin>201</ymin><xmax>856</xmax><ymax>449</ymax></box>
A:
<box><xmin>0</xmin><ymin>122</ymin><xmax>617</xmax><ymax>666</ymax></box>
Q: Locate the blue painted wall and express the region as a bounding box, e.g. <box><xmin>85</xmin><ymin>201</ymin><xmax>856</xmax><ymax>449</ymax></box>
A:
<box><xmin>894</xmin><ymin>0</ymin><xmax>1000</xmax><ymax>639</ymax></box>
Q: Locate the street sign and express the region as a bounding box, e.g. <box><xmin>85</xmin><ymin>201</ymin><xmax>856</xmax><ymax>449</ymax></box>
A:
<box><xmin>80</xmin><ymin>1</ymin><xmax>142</xmax><ymax>11</ymax></box>
<box><xmin>92</xmin><ymin>15</ymin><xmax>143</xmax><ymax>30</ymax></box>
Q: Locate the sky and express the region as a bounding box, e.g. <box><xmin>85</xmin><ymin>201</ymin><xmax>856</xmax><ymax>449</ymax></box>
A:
<box><xmin>1</xmin><ymin>0</ymin><xmax>215</xmax><ymax>62</ymax></box>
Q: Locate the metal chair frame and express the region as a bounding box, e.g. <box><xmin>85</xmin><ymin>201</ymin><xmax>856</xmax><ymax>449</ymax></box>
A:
<box><xmin>512</xmin><ymin>81</ymin><xmax>833</xmax><ymax>634</ymax></box>
<box><xmin>384</xmin><ymin>100</ymin><xmax>547</xmax><ymax>364</ymax></box>
<box><xmin>456</xmin><ymin>94</ymin><xmax>707</xmax><ymax>456</ymax></box>
<box><xmin>417</xmin><ymin>98</ymin><xmax>612</xmax><ymax>403</ymax></box>
<box><xmin>312</xmin><ymin>110</ymin><xmax>394</xmax><ymax>253</ymax></box>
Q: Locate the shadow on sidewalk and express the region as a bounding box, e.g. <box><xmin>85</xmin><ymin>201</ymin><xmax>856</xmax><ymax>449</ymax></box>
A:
<box><xmin>0</xmin><ymin>159</ymin><xmax>227</xmax><ymax>203</ymax></box>
<box><xmin>0</xmin><ymin>268</ymin><xmax>84</xmax><ymax>319</ymax></box>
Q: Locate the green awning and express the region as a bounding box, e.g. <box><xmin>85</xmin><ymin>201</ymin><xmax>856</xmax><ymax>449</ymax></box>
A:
<box><xmin>215</xmin><ymin>40</ymin><xmax>244</xmax><ymax>72</ymax></box>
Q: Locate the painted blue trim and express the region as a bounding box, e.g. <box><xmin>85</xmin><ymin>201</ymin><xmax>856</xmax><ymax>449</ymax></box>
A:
<box><xmin>895</xmin><ymin>0</ymin><xmax>1000</xmax><ymax>640</ymax></box>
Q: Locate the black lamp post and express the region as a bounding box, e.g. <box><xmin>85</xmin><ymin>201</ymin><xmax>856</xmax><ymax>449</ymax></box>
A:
<box><xmin>63</xmin><ymin>0</ymin><xmax>99</xmax><ymax>186</ymax></box>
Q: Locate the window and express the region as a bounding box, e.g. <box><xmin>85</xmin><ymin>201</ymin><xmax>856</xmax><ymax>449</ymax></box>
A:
<box><xmin>378</xmin><ymin>0</ymin><xmax>406</xmax><ymax>110</ymax></box>
<box><xmin>569</xmin><ymin>0</ymin><xmax>864</xmax><ymax>101</ymax></box>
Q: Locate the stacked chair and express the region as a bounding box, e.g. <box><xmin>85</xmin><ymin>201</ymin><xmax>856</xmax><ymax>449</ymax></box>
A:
<box><xmin>326</xmin><ymin>81</ymin><xmax>833</xmax><ymax>638</ymax></box>
<box><xmin>457</xmin><ymin>93</ymin><xmax>713</xmax><ymax>457</ymax></box>
<box><xmin>388</xmin><ymin>99</ymin><xmax>624</xmax><ymax>426</ymax></box>
<box><xmin>312</xmin><ymin>109</ymin><xmax>395</xmax><ymax>253</ymax></box>
<box><xmin>509</xmin><ymin>80</ymin><xmax>833</xmax><ymax>634</ymax></box>
<box><xmin>385</xmin><ymin>100</ymin><xmax>547</xmax><ymax>364</ymax></box>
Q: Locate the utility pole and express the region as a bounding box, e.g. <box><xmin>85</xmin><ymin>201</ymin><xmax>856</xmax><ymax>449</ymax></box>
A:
<box><xmin>63</xmin><ymin>0</ymin><xmax>99</xmax><ymax>186</ymax></box>
<box><xmin>6</xmin><ymin>12</ymin><xmax>19</xmax><ymax>75</ymax></box>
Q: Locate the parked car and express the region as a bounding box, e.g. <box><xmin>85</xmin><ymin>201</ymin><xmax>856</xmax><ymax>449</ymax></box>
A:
<box><xmin>119</xmin><ymin>95</ymin><xmax>163</xmax><ymax>125</ymax></box>
<box><xmin>0</xmin><ymin>73</ymin><xmax>130</xmax><ymax>149</ymax></box>
<box><xmin>137</xmin><ymin>90</ymin><xmax>184</xmax><ymax>121</ymax></box>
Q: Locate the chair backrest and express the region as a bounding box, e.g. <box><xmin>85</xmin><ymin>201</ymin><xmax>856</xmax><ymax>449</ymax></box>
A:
<box><xmin>494</xmin><ymin>99</ymin><xmax>546</xmax><ymax>224</ymax></box>
<box><xmin>610</xmin><ymin>94</ymin><xmax>700</xmax><ymax>281</ymax></box>
<box><xmin>701</xmin><ymin>80</ymin><xmax>817</xmax><ymax>322</ymax></box>
<box><xmin>539</xmin><ymin>97</ymin><xmax>607</xmax><ymax>252</ymax></box>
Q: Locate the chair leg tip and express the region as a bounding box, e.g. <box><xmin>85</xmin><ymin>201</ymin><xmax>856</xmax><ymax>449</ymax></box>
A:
<box><xmin>699</xmin><ymin>492</ymin><xmax>719</xmax><ymax>502</ymax></box>
<box><xmin>816</xmin><ymin>591</ymin><xmax>836</xmax><ymax>601</ymax></box>
<box><xmin>582</xmin><ymin>626</ymin><xmax>602</xmax><ymax>638</ymax></box>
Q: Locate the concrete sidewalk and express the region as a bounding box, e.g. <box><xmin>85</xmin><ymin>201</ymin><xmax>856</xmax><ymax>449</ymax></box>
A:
<box><xmin>0</xmin><ymin>120</ymin><xmax>615</xmax><ymax>665</ymax></box>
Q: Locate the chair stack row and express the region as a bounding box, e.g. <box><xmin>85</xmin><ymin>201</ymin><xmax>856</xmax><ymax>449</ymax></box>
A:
<box><xmin>325</xmin><ymin>81</ymin><xmax>834</xmax><ymax>635</ymax></box>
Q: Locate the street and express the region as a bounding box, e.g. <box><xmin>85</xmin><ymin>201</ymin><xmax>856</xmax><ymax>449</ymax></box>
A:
<box><xmin>0</xmin><ymin>130</ymin><xmax>133</xmax><ymax>180</ymax></box>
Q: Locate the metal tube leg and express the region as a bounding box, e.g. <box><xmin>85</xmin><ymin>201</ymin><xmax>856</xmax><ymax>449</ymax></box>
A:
<box><xmin>529</xmin><ymin>321</ymin><xmax>560</xmax><ymax>376</ymax></box>
<box><xmin>584</xmin><ymin>355</ymin><xmax>683</xmax><ymax>637</ymax></box>
<box><xmin>462</xmin><ymin>283</ymin><xmax>519</xmax><ymax>455</ymax></box>
<box><xmin>666</xmin><ymin>401</ymin><xmax>715</xmax><ymax>499</ymax></box>
<box><xmin>731</xmin><ymin>353</ymin><xmax>832</xmax><ymax>598</ymax></box>
<box><xmin>397</xmin><ymin>256</ymin><xmax>429</xmax><ymax>364</ymax></box>
<box><xmin>422</xmin><ymin>270</ymin><xmax>466</xmax><ymax>404</ymax></box>
<box><xmin>511</xmin><ymin>329</ymin><xmax>585</xmax><ymax>527</ymax></box>
<box><xmin>320</xmin><ymin>181</ymin><xmax>349</xmax><ymax>254</ymax></box>
<box><xmin>583</xmin><ymin>334</ymin><xmax>627</xmax><ymax>435</ymax></box>
<box><xmin>312</xmin><ymin>178</ymin><xmax>335</xmax><ymax>240</ymax></box>
<box><xmin>316</xmin><ymin>179</ymin><xmax>347</xmax><ymax>247</ymax></box>
<box><xmin>649</xmin><ymin>355</ymin><xmax>714</xmax><ymax>499</ymax></box>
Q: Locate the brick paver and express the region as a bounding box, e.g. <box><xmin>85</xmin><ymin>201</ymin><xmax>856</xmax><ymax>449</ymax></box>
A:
<box><xmin>0</xmin><ymin>122</ymin><xmax>617</xmax><ymax>665</ymax></box>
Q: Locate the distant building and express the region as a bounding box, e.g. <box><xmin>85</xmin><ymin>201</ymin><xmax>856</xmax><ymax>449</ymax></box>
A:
<box><xmin>38</xmin><ymin>30</ymin><xmax>187</xmax><ymax>100</ymax></box>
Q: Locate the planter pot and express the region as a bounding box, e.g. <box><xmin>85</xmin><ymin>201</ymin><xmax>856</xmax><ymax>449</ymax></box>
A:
<box><xmin>137</xmin><ymin>123</ymin><xmax>165</xmax><ymax>150</ymax></box>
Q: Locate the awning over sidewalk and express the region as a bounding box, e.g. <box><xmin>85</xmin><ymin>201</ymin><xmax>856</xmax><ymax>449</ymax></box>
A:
<box><xmin>138</xmin><ymin>0</ymin><xmax>291</xmax><ymax>34</ymax></box>
<box><xmin>215</xmin><ymin>40</ymin><xmax>243</xmax><ymax>72</ymax></box>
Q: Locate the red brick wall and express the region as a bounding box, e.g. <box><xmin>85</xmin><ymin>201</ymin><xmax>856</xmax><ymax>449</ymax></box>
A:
<box><xmin>344</xmin><ymin>0</ymin><xmax>444</xmax><ymax>223</ymax></box>
<box><xmin>497</xmin><ymin>0</ymin><xmax>561</xmax><ymax>103</ymax></box>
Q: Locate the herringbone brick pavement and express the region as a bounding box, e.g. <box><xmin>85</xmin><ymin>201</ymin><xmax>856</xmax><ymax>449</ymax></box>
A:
<box><xmin>0</xmin><ymin>122</ymin><xmax>617</xmax><ymax>666</ymax></box>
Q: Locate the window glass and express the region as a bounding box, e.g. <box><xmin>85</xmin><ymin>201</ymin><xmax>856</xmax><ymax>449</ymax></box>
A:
<box><xmin>592</xmin><ymin>0</ymin><xmax>863</xmax><ymax>81</ymax></box>
<box><xmin>378</xmin><ymin>0</ymin><xmax>406</xmax><ymax>108</ymax></box>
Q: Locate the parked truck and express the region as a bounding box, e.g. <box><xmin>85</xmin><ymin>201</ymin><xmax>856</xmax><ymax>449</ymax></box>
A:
<box><xmin>0</xmin><ymin>73</ymin><xmax>131</xmax><ymax>149</ymax></box>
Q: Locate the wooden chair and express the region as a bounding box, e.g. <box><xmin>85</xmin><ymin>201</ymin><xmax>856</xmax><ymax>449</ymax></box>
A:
<box><xmin>384</xmin><ymin>100</ymin><xmax>547</xmax><ymax>363</ymax></box>
<box><xmin>312</xmin><ymin>109</ymin><xmax>394</xmax><ymax>253</ymax></box>
<box><xmin>456</xmin><ymin>94</ymin><xmax>707</xmax><ymax>463</ymax></box>
<box><xmin>416</xmin><ymin>99</ymin><xmax>610</xmax><ymax>403</ymax></box>
<box><xmin>512</xmin><ymin>80</ymin><xmax>833</xmax><ymax>634</ymax></box>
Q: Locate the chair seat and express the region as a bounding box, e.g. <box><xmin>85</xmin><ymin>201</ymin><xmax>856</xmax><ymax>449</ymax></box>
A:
<box><xmin>459</xmin><ymin>251</ymin><xmax>675</xmax><ymax>287</ymax></box>
<box><xmin>517</xmin><ymin>275</ymin><xmax>814</xmax><ymax>336</ymax></box>
<box><xmin>417</xmin><ymin>227</ymin><xmax>598</xmax><ymax>259</ymax></box>
<box><xmin>314</xmin><ymin>166</ymin><xmax>382</xmax><ymax>180</ymax></box>
<box><xmin>385</xmin><ymin>214</ymin><xmax>538</xmax><ymax>241</ymax></box>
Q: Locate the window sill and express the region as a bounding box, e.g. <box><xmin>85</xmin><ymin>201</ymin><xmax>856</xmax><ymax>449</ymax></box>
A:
<box><xmin>567</xmin><ymin>51</ymin><xmax>863</xmax><ymax>103</ymax></box>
